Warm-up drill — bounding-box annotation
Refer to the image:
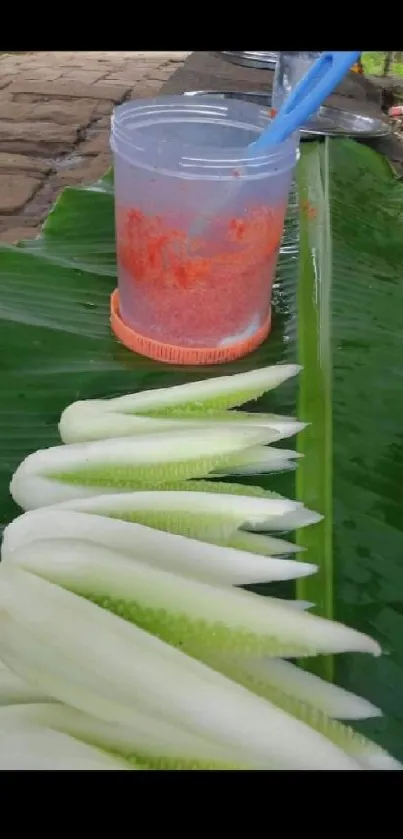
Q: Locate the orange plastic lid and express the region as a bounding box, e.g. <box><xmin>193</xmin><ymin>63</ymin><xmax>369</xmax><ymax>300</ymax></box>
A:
<box><xmin>110</xmin><ymin>289</ymin><xmax>271</xmax><ymax>366</ymax></box>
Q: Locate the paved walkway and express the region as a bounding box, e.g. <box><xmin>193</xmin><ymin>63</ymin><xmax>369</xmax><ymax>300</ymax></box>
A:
<box><xmin>0</xmin><ymin>51</ymin><xmax>190</xmax><ymax>243</ymax></box>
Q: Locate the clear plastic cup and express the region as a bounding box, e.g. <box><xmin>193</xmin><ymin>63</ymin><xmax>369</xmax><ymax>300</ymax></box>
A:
<box><xmin>272</xmin><ymin>52</ymin><xmax>321</xmax><ymax>115</ymax></box>
<box><xmin>110</xmin><ymin>95</ymin><xmax>298</xmax><ymax>365</ymax></box>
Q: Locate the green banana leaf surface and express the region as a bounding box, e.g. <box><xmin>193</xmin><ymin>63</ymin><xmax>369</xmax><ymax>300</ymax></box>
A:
<box><xmin>0</xmin><ymin>138</ymin><xmax>402</xmax><ymax>761</ymax></box>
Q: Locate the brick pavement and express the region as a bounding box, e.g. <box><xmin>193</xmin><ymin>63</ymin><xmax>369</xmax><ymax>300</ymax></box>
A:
<box><xmin>0</xmin><ymin>51</ymin><xmax>190</xmax><ymax>243</ymax></box>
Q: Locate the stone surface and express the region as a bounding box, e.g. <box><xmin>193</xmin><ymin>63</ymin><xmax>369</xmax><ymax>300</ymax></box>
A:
<box><xmin>8</xmin><ymin>80</ymin><xmax>131</xmax><ymax>101</ymax></box>
<box><xmin>20</xmin><ymin>180</ymin><xmax>64</xmax><ymax>221</ymax></box>
<box><xmin>0</xmin><ymin>75</ymin><xmax>12</xmax><ymax>90</ymax></box>
<box><xmin>127</xmin><ymin>81</ymin><xmax>162</xmax><ymax>99</ymax></box>
<box><xmin>0</xmin><ymin>152</ymin><xmax>52</xmax><ymax>174</ymax></box>
<box><xmin>0</xmin><ymin>225</ymin><xmax>39</xmax><ymax>243</ymax></box>
<box><xmin>0</xmin><ymin>121</ymin><xmax>80</xmax><ymax>155</ymax></box>
<box><xmin>0</xmin><ymin>99</ymin><xmax>96</xmax><ymax>125</ymax></box>
<box><xmin>91</xmin><ymin>116</ymin><xmax>110</xmax><ymax>131</ymax></box>
<box><xmin>23</xmin><ymin>69</ymin><xmax>64</xmax><ymax>81</ymax></box>
<box><xmin>0</xmin><ymin>173</ymin><xmax>41</xmax><ymax>213</ymax></box>
<box><xmin>79</xmin><ymin>132</ymin><xmax>110</xmax><ymax>156</ymax></box>
<box><xmin>0</xmin><ymin>51</ymin><xmax>188</xmax><ymax>239</ymax></box>
<box><xmin>55</xmin><ymin>154</ymin><xmax>111</xmax><ymax>186</ymax></box>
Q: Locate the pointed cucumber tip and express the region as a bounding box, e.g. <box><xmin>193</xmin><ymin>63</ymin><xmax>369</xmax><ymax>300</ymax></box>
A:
<box><xmin>296</xmin><ymin>562</ymin><xmax>318</xmax><ymax>577</ymax></box>
<box><xmin>360</xmin><ymin>751</ymin><xmax>403</xmax><ymax>770</ymax></box>
<box><xmin>349</xmin><ymin>634</ymin><xmax>382</xmax><ymax>658</ymax></box>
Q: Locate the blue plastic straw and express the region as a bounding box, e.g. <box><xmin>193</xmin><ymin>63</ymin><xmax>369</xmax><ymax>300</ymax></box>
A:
<box><xmin>251</xmin><ymin>50</ymin><xmax>362</xmax><ymax>151</ymax></box>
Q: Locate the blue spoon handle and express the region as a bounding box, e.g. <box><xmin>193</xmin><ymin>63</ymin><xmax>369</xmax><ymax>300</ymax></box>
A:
<box><xmin>253</xmin><ymin>50</ymin><xmax>362</xmax><ymax>149</ymax></box>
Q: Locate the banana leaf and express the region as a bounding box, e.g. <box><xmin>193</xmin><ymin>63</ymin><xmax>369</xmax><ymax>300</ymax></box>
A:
<box><xmin>0</xmin><ymin>138</ymin><xmax>402</xmax><ymax>762</ymax></box>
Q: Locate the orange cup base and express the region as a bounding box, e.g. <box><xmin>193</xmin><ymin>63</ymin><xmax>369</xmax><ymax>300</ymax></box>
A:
<box><xmin>110</xmin><ymin>289</ymin><xmax>271</xmax><ymax>366</ymax></box>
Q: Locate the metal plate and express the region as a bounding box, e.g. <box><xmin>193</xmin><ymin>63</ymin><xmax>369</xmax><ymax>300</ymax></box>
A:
<box><xmin>305</xmin><ymin>105</ymin><xmax>390</xmax><ymax>138</ymax></box>
<box><xmin>183</xmin><ymin>90</ymin><xmax>390</xmax><ymax>139</ymax></box>
<box><xmin>212</xmin><ymin>52</ymin><xmax>278</xmax><ymax>71</ymax></box>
